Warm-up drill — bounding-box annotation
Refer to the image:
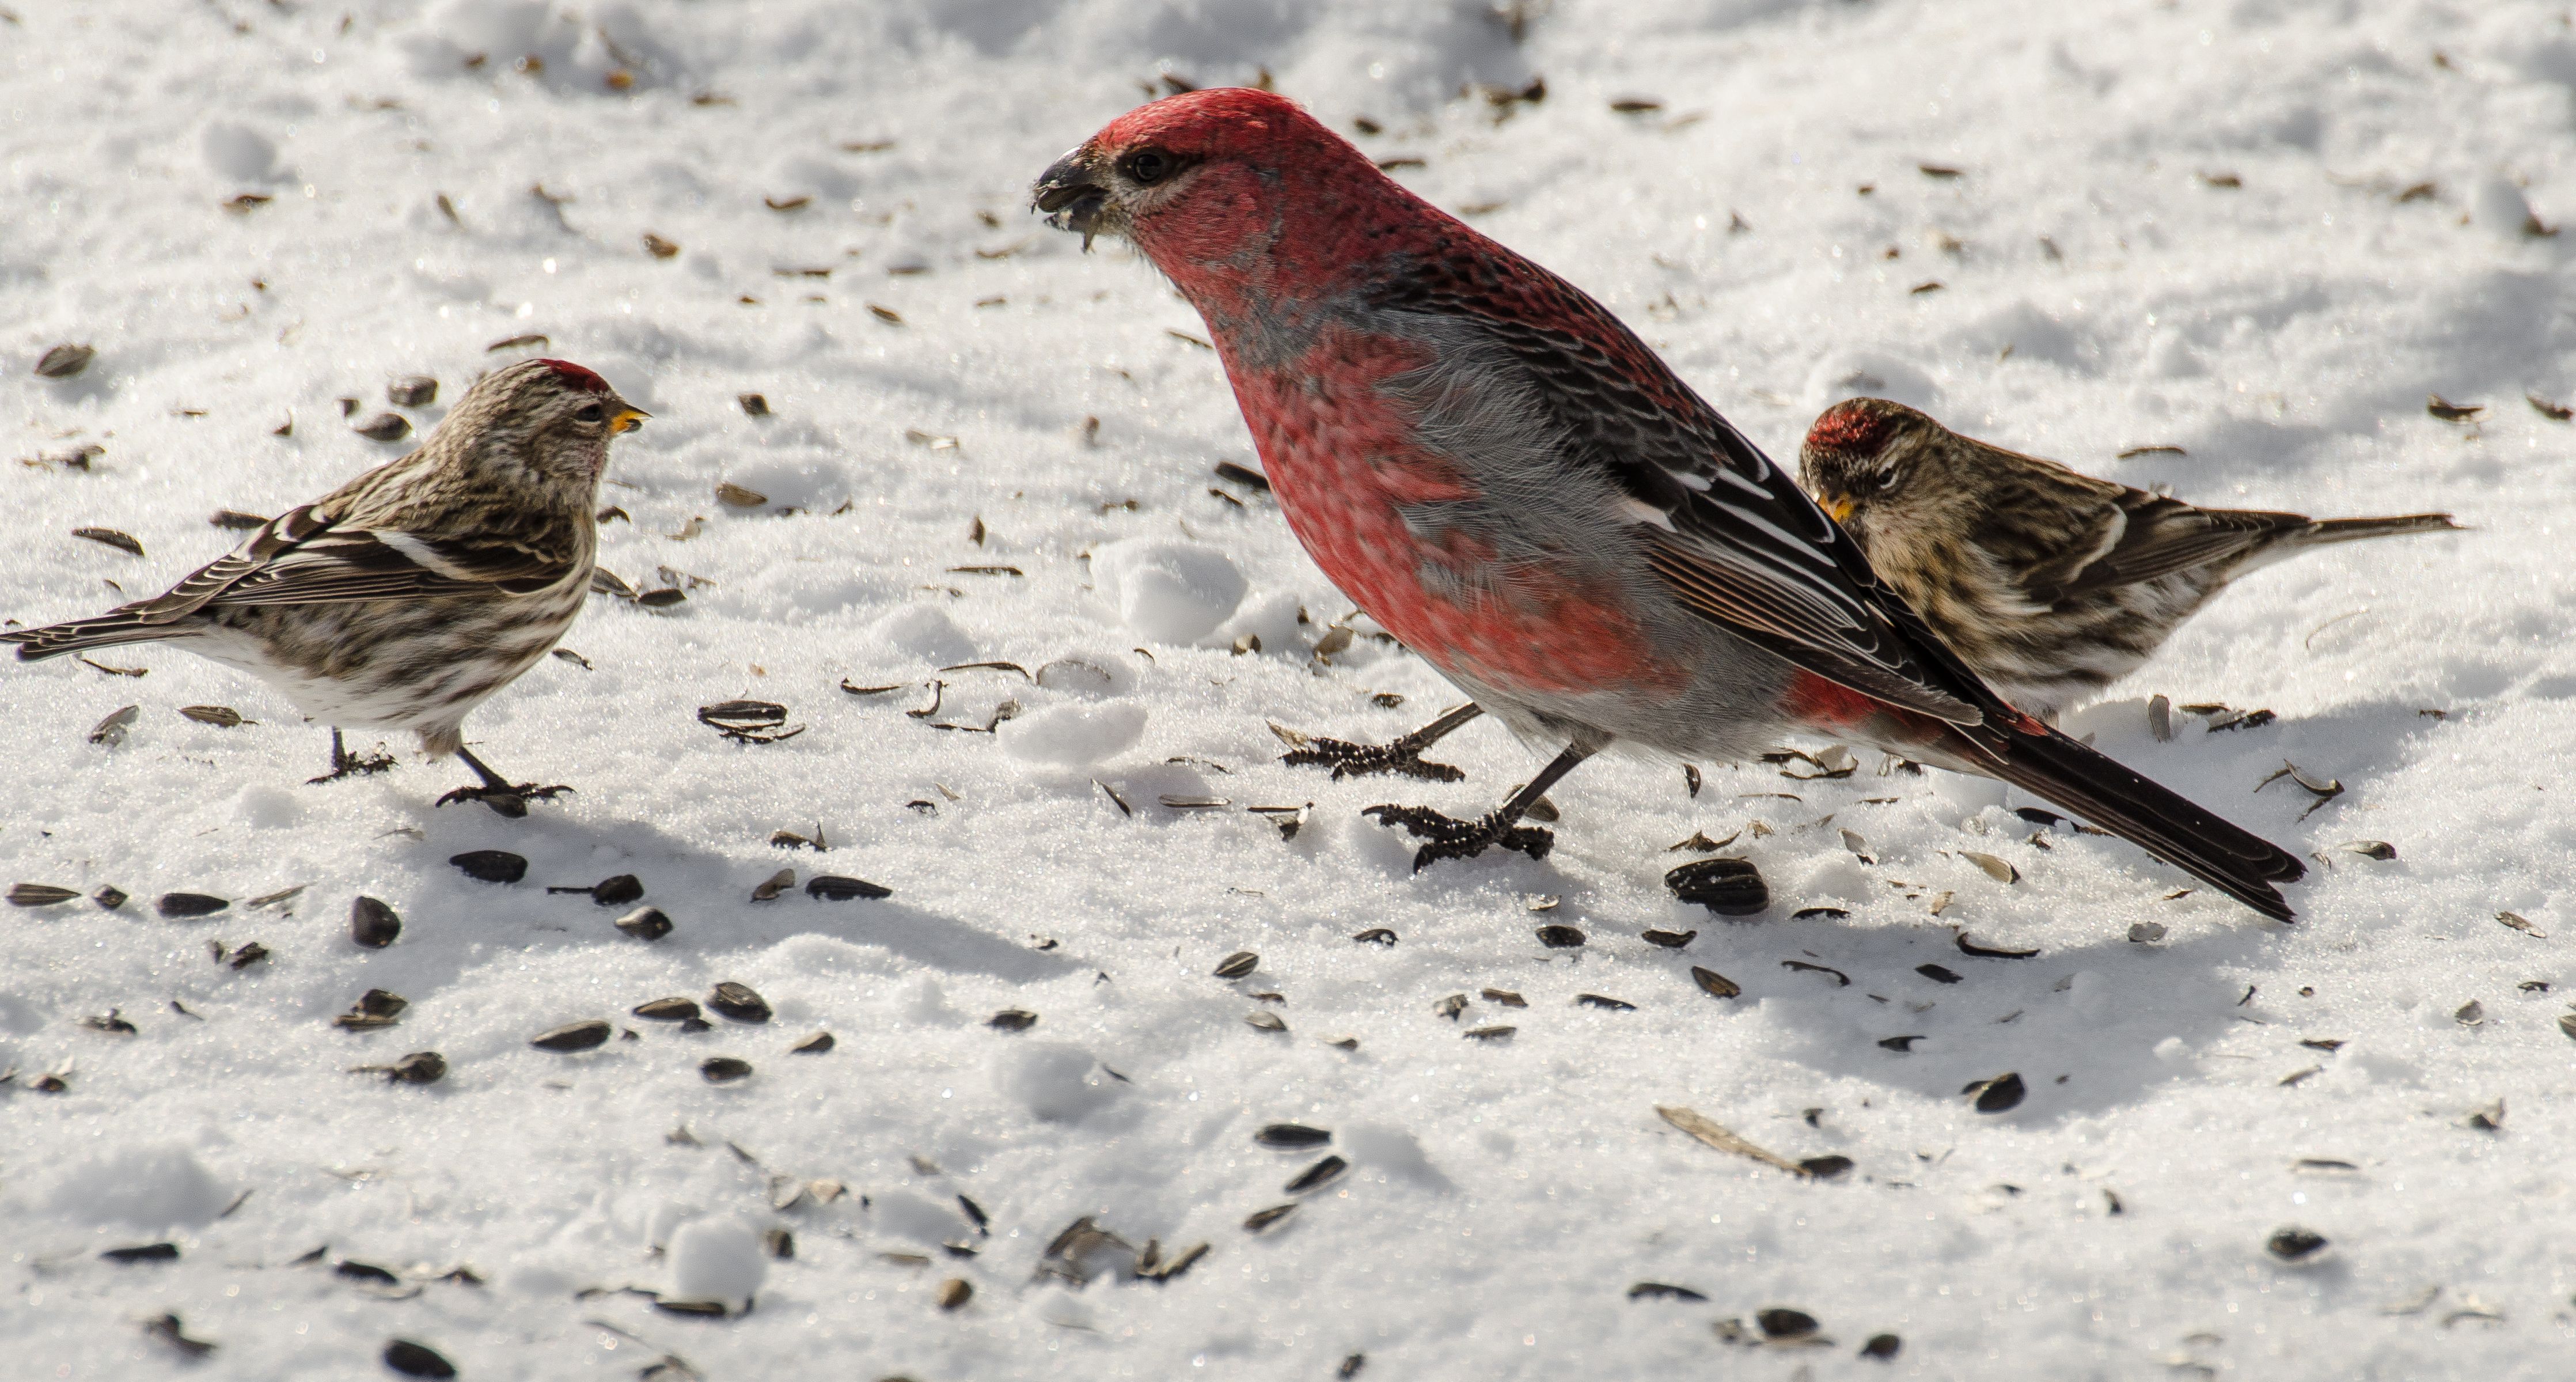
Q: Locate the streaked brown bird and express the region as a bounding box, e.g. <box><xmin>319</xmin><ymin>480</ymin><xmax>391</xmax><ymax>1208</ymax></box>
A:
<box><xmin>1799</xmin><ymin>397</ymin><xmax>2459</xmax><ymax>720</ymax></box>
<box><xmin>5</xmin><ymin>357</ymin><xmax>646</xmax><ymax>816</ymax></box>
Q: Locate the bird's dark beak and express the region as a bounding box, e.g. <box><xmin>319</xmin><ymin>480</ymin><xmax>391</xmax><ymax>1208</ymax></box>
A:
<box><xmin>1032</xmin><ymin>147</ymin><xmax>1107</xmax><ymax>250</ymax></box>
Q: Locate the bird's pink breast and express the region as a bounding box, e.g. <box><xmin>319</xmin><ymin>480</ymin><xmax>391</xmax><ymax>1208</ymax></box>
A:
<box><xmin>1226</xmin><ymin>327</ymin><xmax>1680</xmax><ymax>699</ymax></box>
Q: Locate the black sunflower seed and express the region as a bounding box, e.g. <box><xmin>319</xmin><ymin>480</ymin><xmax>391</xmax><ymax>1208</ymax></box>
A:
<box><xmin>7</xmin><ymin>883</ymin><xmax>78</xmax><ymax>907</ymax></box>
<box><xmin>1964</xmin><ymin>1071</ymin><xmax>2025</xmax><ymax>1112</ymax></box>
<box><xmin>1535</xmin><ymin>924</ymin><xmax>1587</xmax><ymax>949</ymax></box>
<box><xmin>1243</xmin><ymin>1203</ymin><xmax>1297</xmax><ymax>1233</ymax></box>
<box><xmin>450</xmin><ymin>851</ymin><xmax>526</xmax><ymax>884</ymax></box>
<box><xmin>1433</xmin><ymin>993</ymin><xmax>1468</xmax><ymax>1020</ymax></box>
<box><xmin>83</xmin><ymin>1009</ymin><xmax>137</xmax><ymax>1034</ymax></box>
<box><xmin>791</xmin><ymin>1031</ymin><xmax>834</xmax><ymax>1054</ymax></box>
<box><xmin>94</xmin><ymin>885</ymin><xmax>128</xmax><ymax>910</ymax></box>
<box><xmin>1284</xmin><ymin>1154</ymin><xmax>1347</xmax><ymax>1194</ymax></box>
<box><xmin>36</xmin><ymin>343</ymin><xmax>95</xmax><ymax>378</ymax></box>
<box><xmin>102</xmin><ymin>1241</ymin><xmax>180</xmax><ymax>1263</ymax></box>
<box><xmin>1576</xmin><ymin>994</ymin><xmax>1636</xmax><ymax>1010</ymax></box>
<box><xmin>226</xmin><ymin>941</ymin><xmax>269</xmax><ymax>970</ymax></box>
<box><xmin>1690</xmin><ymin>967</ymin><xmax>1741</xmax><ymax>999</ymax></box>
<box><xmin>591</xmin><ymin>874</ymin><xmax>644</xmax><ymax>906</ymax></box>
<box><xmin>530</xmin><ymin>1020</ymin><xmax>612</xmax><ymax>1052</ymax></box>
<box><xmin>1214</xmin><ymin>951</ymin><xmax>1259</xmax><ymax>979</ymax></box>
<box><xmin>2266</xmin><ymin>1226</ymin><xmax>2328</xmax><ymax>1261</ymax></box>
<box><xmin>352</xmin><ymin>412</ymin><xmax>411</xmax><ymax>442</ymax></box>
<box><xmin>388</xmin><ymin>376</ymin><xmax>437</xmax><ymax>407</ymax></box>
<box><xmin>157</xmin><ymin>892</ymin><xmax>229</xmax><ymax>918</ymax></box>
<box><xmin>335</xmin><ymin>1259</ymin><xmax>400</xmax><ymax>1284</ymax></box>
<box><xmin>385</xmin><ymin>1051</ymin><xmax>446</xmax><ymax>1084</ymax></box>
<box><xmin>1800</xmin><ymin>1155</ymin><xmax>1855</xmax><ymax>1179</ymax></box>
<box><xmin>1861</xmin><ymin>1332</ymin><xmax>1902</xmax><ymax>1360</ymax></box>
<box><xmin>987</xmin><ymin>1009</ymin><xmax>1038</xmax><ymax>1032</ymax></box>
<box><xmin>1793</xmin><ymin>906</ymin><xmax>1850</xmax><ymax>920</ymax></box>
<box><xmin>1916</xmin><ymin>963</ymin><xmax>1963</xmax><ymax>985</ymax></box>
<box><xmin>352</xmin><ymin>989</ymin><xmax>408</xmax><ymax>1018</ymax></box>
<box><xmin>72</xmin><ymin>526</ymin><xmax>143</xmax><ymax>556</ymax></box>
<box><xmin>614</xmin><ymin>906</ymin><xmax>672</xmax><ymax>941</ymax></box>
<box><xmin>635</xmin><ymin>998</ymin><xmax>701</xmax><ymax>1021</ymax></box>
<box><xmin>179</xmin><ymin>705</ymin><xmax>245</xmax><ymax>727</ymax></box>
<box><xmin>652</xmin><ymin>1298</ymin><xmax>729</xmax><ymax>1317</ymax></box>
<box><xmin>382</xmin><ymin>1338</ymin><xmax>457</xmax><ymax>1377</ymax></box>
<box><xmin>1254</xmin><ymin>1123</ymin><xmax>1331</xmax><ymax>1148</ymax></box>
<box><xmin>1641</xmin><ymin>928</ymin><xmax>1697</xmax><ymax>948</ymax></box>
<box><xmin>1756</xmin><ymin>1307</ymin><xmax>1819</xmax><ymax>1340</ymax></box>
<box><xmin>1627</xmin><ymin>1282</ymin><xmax>1708</xmax><ymax>1302</ymax></box>
<box><xmin>1463</xmin><ymin>1025</ymin><xmax>1516</xmax><ymax>1041</ymax></box>
<box><xmin>764</xmin><ymin>1228</ymin><xmax>795</xmax><ymax>1259</ymax></box>
<box><xmin>701</xmin><ymin>1057</ymin><xmax>754</xmax><ymax>1083</ymax></box>
<box><xmin>707</xmin><ymin>982</ymin><xmax>772</xmax><ymax>1023</ymax></box>
<box><xmin>806</xmin><ymin>874</ymin><xmax>892</xmax><ymax>901</ymax></box>
<box><xmin>1665</xmin><ymin>857</ymin><xmax>1769</xmax><ymax>915</ymax></box>
<box><xmin>1350</xmin><ymin>927</ymin><xmax>1397</xmax><ymax>946</ymax></box>
<box><xmin>211</xmin><ymin>508</ymin><xmax>269</xmax><ymax>530</ymax></box>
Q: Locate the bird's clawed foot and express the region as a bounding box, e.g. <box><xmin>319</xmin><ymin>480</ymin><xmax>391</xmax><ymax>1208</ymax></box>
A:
<box><xmin>434</xmin><ymin>782</ymin><xmax>573</xmax><ymax>819</ymax></box>
<box><xmin>308</xmin><ymin>731</ymin><xmax>397</xmax><ymax>785</ymax></box>
<box><xmin>1363</xmin><ymin>803</ymin><xmax>1554</xmax><ymax>870</ymax></box>
<box><xmin>1282</xmin><ymin>732</ymin><xmax>1467</xmax><ymax>782</ymax></box>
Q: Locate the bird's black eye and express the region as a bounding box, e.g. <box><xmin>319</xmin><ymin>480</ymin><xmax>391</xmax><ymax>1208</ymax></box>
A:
<box><xmin>1876</xmin><ymin>468</ymin><xmax>1902</xmax><ymax>492</ymax></box>
<box><xmin>575</xmin><ymin>403</ymin><xmax>606</xmax><ymax>423</ymax></box>
<box><xmin>1122</xmin><ymin>148</ymin><xmax>1173</xmax><ymax>185</ymax></box>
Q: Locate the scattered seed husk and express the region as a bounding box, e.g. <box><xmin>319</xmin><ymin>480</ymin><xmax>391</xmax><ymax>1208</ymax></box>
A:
<box><xmin>157</xmin><ymin>892</ymin><xmax>229</xmax><ymax>919</ymax></box>
<box><xmin>2453</xmin><ymin>999</ymin><xmax>2484</xmax><ymax>1026</ymax></box>
<box><xmin>351</xmin><ymin>412</ymin><xmax>411</xmax><ymax>442</ymax></box>
<box><xmin>530</xmin><ymin>1019</ymin><xmax>612</xmax><ymax>1053</ymax></box>
<box><xmin>7</xmin><ymin>883</ymin><xmax>78</xmax><ymax>907</ymax></box>
<box><xmin>355</xmin><ymin>1051</ymin><xmax>446</xmax><ymax>1085</ymax></box>
<box><xmin>1690</xmin><ymin>966</ymin><xmax>1741</xmax><ymax>999</ymax></box>
<box><xmin>2339</xmin><ymin>840</ymin><xmax>2397</xmax><ymax>861</ymax></box>
<box><xmin>1916</xmin><ymin>964</ymin><xmax>1963</xmax><ymax>984</ymax></box>
<box><xmin>2128</xmin><ymin>921</ymin><xmax>2168</xmax><ymax>944</ymax></box>
<box><xmin>1577</xmin><ymin>993</ymin><xmax>1636</xmax><ymax>1011</ymax></box>
<box><xmin>714</xmin><ymin>481</ymin><xmax>768</xmax><ymax>508</ymax></box>
<box><xmin>386</xmin><ymin>376</ymin><xmax>437</xmax><ymax>408</ymax></box>
<box><xmin>1210</xmin><ymin>951</ymin><xmax>1262</xmax><ymax>980</ymax></box>
<box><xmin>102</xmin><ymin>1241</ymin><xmax>180</xmax><ymax>1263</ymax></box>
<box><xmin>925</xmin><ymin>1276</ymin><xmax>970</xmax><ymax>1310</ymax></box>
<box><xmin>2267</xmin><ymin>1226</ymin><xmax>2328</xmax><ymax>1262</ymax></box>
<box><xmin>1535</xmin><ymin>924</ymin><xmax>1587</xmax><ymax>948</ymax></box>
<box><xmin>700</xmin><ymin>1057</ymin><xmax>754</xmax><ymax>1083</ymax></box>
<box><xmin>699</xmin><ymin>701</ymin><xmax>802</xmax><ymax>744</ymax></box>
<box><xmin>1781</xmin><ymin>960</ymin><xmax>1849</xmax><ymax>986</ymax></box>
<box><xmin>35</xmin><ymin>343</ymin><xmax>94</xmax><ymax>378</ymax></box>
<box><xmin>1666</xmin><ymin>857</ymin><xmax>1768</xmax><ymax>915</ymax></box>
<box><xmin>749</xmin><ymin>869</ymin><xmax>795</xmax><ymax>901</ymax></box>
<box><xmin>635</xmin><ymin>998</ymin><xmax>701</xmax><ymax>1023</ymax></box>
<box><xmin>2465</xmin><ymin>1099</ymin><xmax>2505</xmax><ymax>1130</ymax></box>
<box><xmin>2426</xmin><ymin>395</ymin><xmax>2482</xmax><ymax>422</ymax></box>
<box><xmin>1959</xmin><ymin>851</ymin><xmax>2019</xmax><ymax>884</ymax></box>
<box><xmin>1756</xmin><ymin>1307</ymin><xmax>1822</xmax><ymax>1341</ymax></box>
<box><xmin>2528</xmin><ymin>392</ymin><xmax>2573</xmax><ymax>421</ymax></box>
<box><xmin>708</xmin><ymin>983</ymin><xmax>772</xmax><ymax>1023</ymax></box>
<box><xmin>2560</xmin><ymin>1013</ymin><xmax>2576</xmax><ymax>1043</ymax></box>
<box><xmin>82</xmin><ymin>1008</ymin><xmax>137</xmax><ymax>1035</ymax></box>
<box><xmin>1246</xmin><ymin>1009</ymin><xmax>1288</xmax><ymax>1033</ymax></box>
<box><xmin>988</xmin><ymin>1009</ymin><xmax>1038</xmax><ymax>1032</ymax></box>
<box><xmin>790</xmin><ymin>1031</ymin><xmax>834</xmax><ymax>1055</ymax></box>
<box><xmin>1433</xmin><ymin>993</ymin><xmax>1467</xmax><ymax>1020</ymax></box>
<box><xmin>644</xmin><ymin>232</ymin><xmax>681</xmax><ymax>259</ymax></box>
<box><xmin>87</xmin><ymin>703</ymin><xmax>141</xmax><ymax>747</ymax></box>
<box><xmin>651</xmin><ymin>1298</ymin><xmax>728</xmax><ymax>1318</ymax></box>
<box><xmin>446</xmin><ymin>851</ymin><xmax>525</xmax><ymax>885</ymax></box>
<box><xmin>1243</xmin><ymin>1203</ymin><xmax>1298</xmax><ymax>1233</ymax></box>
<box><xmin>804</xmin><ymin>874</ymin><xmax>892</xmax><ymax>903</ymax></box>
<box><xmin>1462</xmin><ymin>1025</ymin><xmax>1515</xmax><ymax>1041</ymax></box>
<box><xmin>614</xmin><ymin>906</ymin><xmax>673</xmax><ymax>941</ymax></box>
<box><xmin>1860</xmin><ymin>1332</ymin><xmax>1901</xmax><ymax>1360</ymax></box>
<box><xmin>2494</xmin><ymin>911</ymin><xmax>2545</xmax><ymax>938</ymax></box>
<box><xmin>1642</xmin><ymin>929</ymin><xmax>1697</xmax><ymax>948</ymax></box>
<box><xmin>1629</xmin><ymin>1282</ymin><xmax>1709</xmax><ymax>1302</ymax></box>
<box><xmin>1657</xmin><ymin>1105</ymin><xmax>1809</xmax><ymax>1175</ymax></box>
<box><xmin>1255</xmin><ymin>1123</ymin><xmax>1331</xmax><ymax>1149</ymax></box>
<box><xmin>1475</xmin><ymin>988</ymin><xmax>1525</xmax><ymax>1009</ymax></box>
<box><xmin>1956</xmin><ymin>932</ymin><xmax>2039</xmax><ymax>959</ymax></box>
<box><xmin>92</xmin><ymin>885</ymin><xmax>126</xmax><ymax>910</ymax></box>
<box><xmin>225</xmin><ymin>941</ymin><xmax>270</xmax><ymax>970</ymax></box>
<box><xmin>382</xmin><ymin>1339</ymin><xmax>457</xmax><ymax>1379</ymax></box>
<box><xmin>1351</xmin><ymin>927</ymin><xmax>1397</xmax><ymax>946</ymax></box>
<box><xmin>141</xmin><ymin>1314</ymin><xmax>215</xmax><ymax>1358</ymax></box>
<box><xmin>1284</xmin><ymin>1154</ymin><xmax>1347</xmax><ymax>1194</ymax></box>
<box><xmin>67</xmin><ymin>525</ymin><xmax>145</xmax><ymax>559</ymax></box>
<box><xmin>1964</xmin><ymin>1071</ymin><xmax>2025</xmax><ymax>1112</ymax></box>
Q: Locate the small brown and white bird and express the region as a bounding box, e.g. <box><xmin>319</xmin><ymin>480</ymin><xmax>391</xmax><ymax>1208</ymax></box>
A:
<box><xmin>1799</xmin><ymin>397</ymin><xmax>2459</xmax><ymax>719</ymax></box>
<box><xmin>4</xmin><ymin>357</ymin><xmax>645</xmax><ymax>816</ymax></box>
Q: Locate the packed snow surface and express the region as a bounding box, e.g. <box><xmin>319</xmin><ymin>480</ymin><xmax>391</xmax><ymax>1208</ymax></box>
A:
<box><xmin>5</xmin><ymin>1</ymin><xmax>2576</xmax><ymax>1379</ymax></box>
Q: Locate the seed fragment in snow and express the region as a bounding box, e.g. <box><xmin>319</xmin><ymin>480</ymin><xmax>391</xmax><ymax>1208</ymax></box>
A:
<box><xmin>1213</xmin><ymin>951</ymin><xmax>1259</xmax><ymax>979</ymax></box>
<box><xmin>530</xmin><ymin>1020</ymin><xmax>611</xmax><ymax>1052</ymax></box>
<box><xmin>1255</xmin><ymin>1123</ymin><xmax>1331</xmax><ymax>1148</ymax></box>
<box><xmin>708</xmin><ymin>983</ymin><xmax>772</xmax><ymax>1023</ymax></box>
<box><xmin>2495</xmin><ymin>911</ymin><xmax>2545</xmax><ymax>938</ymax></box>
<box><xmin>36</xmin><ymin>343</ymin><xmax>95</xmax><ymax>377</ymax></box>
<box><xmin>1243</xmin><ymin>1203</ymin><xmax>1298</xmax><ymax>1233</ymax></box>
<box><xmin>1628</xmin><ymin>1282</ymin><xmax>1708</xmax><ymax>1302</ymax></box>
<box><xmin>1861</xmin><ymin>1333</ymin><xmax>1902</xmax><ymax>1360</ymax></box>
<box><xmin>614</xmin><ymin>906</ymin><xmax>673</xmax><ymax>941</ymax></box>
<box><xmin>1535</xmin><ymin>924</ymin><xmax>1586</xmax><ymax>949</ymax></box>
<box><xmin>449</xmin><ymin>851</ymin><xmax>526</xmax><ymax>884</ymax></box>
<box><xmin>1482</xmin><ymin>988</ymin><xmax>1527</xmax><ymax>1008</ymax></box>
<box><xmin>352</xmin><ymin>412</ymin><xmax>411</xmax><ymax>441</ymax></box>
<box><xmin>2129</xmin><ymin>922</ymin><xmax>2167</xmax><ymax>944</ymax></box>
<box><xmin>1666</xmin><ymin>857</ymin><xmax>1768</xmax><ymax>914</ymax></box>
<box><xmin>936</xmin><ymin>1277</ymin><xmax>972</xmax><ymax>1310</ymax></box>
<box><xmin>2267</xmin><ymin>1226</ymin><xmax>2328</xmax><ymax>1262</ymax></box>
<box><xmin>749</xmin><ymin>868</ymin><xmax>795</xmax><ymax>901</ymax></box>
<box><xmin>1781</xmin><ymin>960</ymin><xmax>1849</xmax><ymax>986</ymax></box>
<box><xmin>1576</xmin><ymin>994</ymin><xmax>1636</xmax><ymax>1011</ymax></box>
<box><xmin>382</xmin><ymin>1338</ymin><xmax>457</xmax><ymax>1378</ymax></box>
<box><xmin>1245</xmin><ymin>1009</ymin><xmax>1288</xmax><ymax>1033</ymax></box>
<box><xmin>355</xmin><ymin>1051</ymin><xmax>446</xmax><ymax>1085</ymax></box>
<box><xmin>1463</xmin><ymin>1025</ymin><xmax>1515</xmax><ymax>1041</ymax></box>
<box><xmin>1656</xmin><ymin>1105</ymin><xmax>1808</xmax><ymax>1175</ymax></box>
<box><xmin>1642</xmin><ymin>929</ymin><xmax>1697</xmax><ymax>948</ymax></box>
<box><xmin>1963</xmin><ymin>1071</ymin><xmax>2025</xmax><ymax>1112</ymax></box>
<box><xmin>700</xmin><ymin>1057</ymin><xmax>754</xmax><ymax>1083</ymax></box>
<box><xmin>1284</xmin><ymin>1155</ymin><xmax>1347</xmax><ymax>1194</ymax></box>
<box><xmin>73</xmin><ymin>527</ymin><xmax>143</xmax><ymax>556</ymax></box>
<box><xmin>157</xmin><ymin>892</ymin><xmax>229</xmax><ymax>918</ymax></box>
<box><xmin>806</xmin><ymin>875</ymin><xmax>891</xmax><ymax>901</ymax></box>
<box><xmin>1690</xmin><ymin>967</ymin><xmax>1741</xmax><ymax>999</ymax></box>
<box><xmin>8</xmin><ymin>883</ymin><xmax>78</xmax><ymax>907</ymax></box>
<box><xmin>791</xmin><ymin>1031</ymin><xmax>834</xmax><ymax>1054</ymax></box>
<box><xmin>1352</xmin><ymin>927</ymin><xmax>1397</xmax><ymax>946</ymax></box>
<box><xmin>634</xmin><ymin>997</ymin><xmax>700</xmax><ymax>1022</ymax></box>
<box><xmin>987</xmin><ymin>1009</ymin><xmax>1038</xmax><ymax>1032</ymax></box>
<box><xmin>1959</xmin><ymin>851</ymin><xmax>2018</xmax><ymax>883</ymax></box>
<box><xmin>1917</xmin><ymin>964</ymin><xmax>1963</xmax><ymax>984</ymax></box>
<box><xmin>387</xmin><ymin>376</ymin><xmax>436</xmax><ymax>406</ymax></box>
<box><xmin>88</xmin><ymin>705</ymin><xmax>139</xmax><ymax>745</ymax></box>
<box><xmin>1955</xmin><ymin>932</ymin><xmax>2039</xmax><ymax>959</ymax></box>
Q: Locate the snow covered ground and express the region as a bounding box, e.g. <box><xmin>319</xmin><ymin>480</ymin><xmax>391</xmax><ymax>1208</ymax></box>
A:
<box><xmin>6</xmin><ymin>0</ymin><xmax>2576</xmax><ymax>1377</ymax></box>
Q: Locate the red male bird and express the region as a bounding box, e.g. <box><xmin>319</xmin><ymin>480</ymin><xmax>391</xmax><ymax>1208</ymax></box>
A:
<box><xmin>1033</xmin><ymin>89</ymin><xmax>2304</xmax><ymax>919</ymax></box>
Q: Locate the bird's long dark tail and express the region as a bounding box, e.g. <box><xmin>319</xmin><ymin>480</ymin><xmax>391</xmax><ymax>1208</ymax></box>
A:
<box><xmin>1943</xmin><ymin>717</ymin><xmax>2305</xmax><ymax>921</ymax></box>
<box><xmin>2297</xmin><ymin>512</ymin><xmax>2461</xmax><ymax>546</ymax></box>
<box><xmin>2</xmin><ymin>612</ymin><xmax>169</xmax><ymax>661</ymax></box>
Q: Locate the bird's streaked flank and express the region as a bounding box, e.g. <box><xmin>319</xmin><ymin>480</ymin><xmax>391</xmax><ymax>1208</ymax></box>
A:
<box><xmin>1799</xmin><ymin>396</ymin><xmax>2460</xmax><ymax>720</ymax></box>
<box><xmin>5</xmin><ymin>357</ymin><xmax>645</xmax><ymax>816</ymax></box>
<box><xmin>1034</xmin><ymin>88</ymin><xmax>2304</xmax><ymax>919</ymax></box>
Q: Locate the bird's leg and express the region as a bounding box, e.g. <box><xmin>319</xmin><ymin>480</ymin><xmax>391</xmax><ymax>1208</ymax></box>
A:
<box><xmin>435</xmin><ymin>745</ymin><xmax>574</xmax><ymax>819</ymax></box>
<box><xmin>306</xmin><ymin>728</ymin><xmax>397</xmax><ymax>785</ymax></box>
<box><xmin>1365</xmin><ymin>736</ymin><xmax>1601</xmax><ymax>872</ymax></box>
<box><xmin>1280</xmin><ymin>702</ymin><xmax>1482</xmax><ymax>782</ymax></box>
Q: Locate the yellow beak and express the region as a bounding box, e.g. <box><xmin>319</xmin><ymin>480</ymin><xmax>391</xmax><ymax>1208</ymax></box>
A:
<box><xmin>1821</xmin><ymin>495</ymin><xmax>1855</xmax><ymax>524</ymax></box>
<box><xmin>610</xmin><ymin>406</ymin><xmax>650</xmax><ymax>434</ymax></box>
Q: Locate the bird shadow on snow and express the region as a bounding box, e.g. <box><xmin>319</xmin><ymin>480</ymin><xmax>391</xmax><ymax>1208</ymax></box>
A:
<box><xmin>351</xmin><ymin>804</ymin><xmax>1079</xmax><ymax>1008</ymax></box>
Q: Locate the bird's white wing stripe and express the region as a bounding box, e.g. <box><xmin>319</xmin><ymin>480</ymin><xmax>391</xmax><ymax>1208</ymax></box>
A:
<box><xmin>371</xmin><ymin>531</ymin><xmax>481</xmax><ymax>580</ymax></box>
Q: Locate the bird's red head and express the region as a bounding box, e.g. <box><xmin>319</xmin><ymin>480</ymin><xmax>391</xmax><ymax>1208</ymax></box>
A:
<box><xmin>1032</xmin><ymin>88</ymin><xmax>1414</xmax><ymax>303</ymax></box>
<box><xmin>1798</xmin><ymin>397</ymin><xmax>1930</xmax><ymax>523</ymax></box>
<box><xmin>1805</xmin><ymin>398</ymin><xmax>1901</xmax><ymax>461</ymax></box>
<box><xmin>533</xmin><ymin>358</ymin><xmax>612</xmax><ymax>394</ymax></box>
